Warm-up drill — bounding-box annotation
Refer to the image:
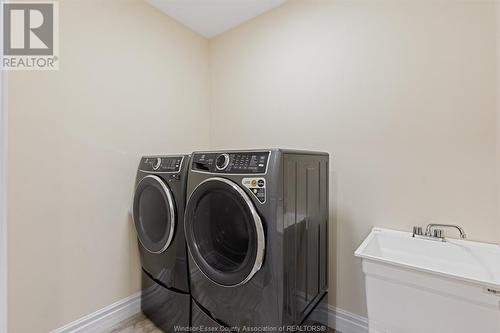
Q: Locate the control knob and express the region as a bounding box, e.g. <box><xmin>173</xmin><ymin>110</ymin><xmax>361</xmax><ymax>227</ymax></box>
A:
<box><xmin>152</xmin><ymin>157</ymin><xmax>162</xmax><ymax>170</ymax></box>
<box><xmin>215</xmin><ymin>154</ymin><xmax>230</xmax><ymax>170</ymax></box>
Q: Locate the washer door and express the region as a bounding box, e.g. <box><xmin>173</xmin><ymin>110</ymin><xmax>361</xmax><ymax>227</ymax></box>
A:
<box><xmin>184</xmin><ymin>177</ymin><xmax>265</xmax><ymax>287</ymax></box>
<box><xmin>133</xmin><ymin>175</ymin><xmax>176</xmax><ymax>253</ymax></box>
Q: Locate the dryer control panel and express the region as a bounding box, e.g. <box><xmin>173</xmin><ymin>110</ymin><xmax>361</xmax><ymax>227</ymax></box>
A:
<box><xmin>139</xmin><ymin>156</ymin><xmax>183</xmax><ymax>173</ymax></box>
<box><xmin>191</xmin><ymin>151</ymin><xmax>270</xmax><ymax>174</ymax></box>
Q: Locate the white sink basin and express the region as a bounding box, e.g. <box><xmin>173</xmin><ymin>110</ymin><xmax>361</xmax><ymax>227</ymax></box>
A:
<box><xmin>355</xmin><ymin>228</ymin><xmax>500</xmax><ymax>333</ymax></box>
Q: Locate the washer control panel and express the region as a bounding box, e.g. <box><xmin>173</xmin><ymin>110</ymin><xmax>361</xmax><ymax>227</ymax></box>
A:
<box><xmin>140</xmin><ymin>156</ymin><xmax>183</xmax><ymax>173</ymax></box>
<box><xmin>192</xmin><ymin>151</ymin><xmax>270</xmax><ymax>174</ymax></box>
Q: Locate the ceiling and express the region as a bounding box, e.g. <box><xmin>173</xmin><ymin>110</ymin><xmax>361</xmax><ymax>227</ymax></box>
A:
<box><xmin>146</xmin><ymin>0</ymin><xmax>288</xmax><ymax>38</ymax></box>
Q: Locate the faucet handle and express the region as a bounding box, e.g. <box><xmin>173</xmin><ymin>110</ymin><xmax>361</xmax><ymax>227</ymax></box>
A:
<box><xmin>433</xmin><ymin>229</ymin><xmax>443</xmax><ymax>238</ymax></box>
<box><xmin>413</xmin><ymin>226</ymin><xmax>423</xmax><ymax>236</ymax></box>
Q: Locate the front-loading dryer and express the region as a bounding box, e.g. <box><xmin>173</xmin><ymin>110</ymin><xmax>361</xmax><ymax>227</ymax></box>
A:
<box><xmin>132</xmin><ymin>155</ymin><xmax>190</xmax><ymax>332</ymax></box>
<box><xmin>184</xmin><ymin>149</ymin><xmax>329</xmax><ymax>330</ymax></box>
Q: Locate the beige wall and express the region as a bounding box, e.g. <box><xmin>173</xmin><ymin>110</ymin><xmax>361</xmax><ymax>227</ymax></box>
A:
<box><xmin>497</xmin><ymin>1</ymin><xmax>500</xmax><ymax>245</ymax></box>
<box><xmin>7</xmin><ymin>1</ymin><xmax>210</xmax><ymax>332</ymax></box>
<box><xmin>209</xmin><ymin>0</ymin><xmax>499</xmax><ymax>317</ymax></box>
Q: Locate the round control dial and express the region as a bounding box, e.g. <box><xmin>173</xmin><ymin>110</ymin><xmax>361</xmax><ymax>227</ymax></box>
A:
<box><xmin>152</xmin><ymin>157</ymin><xmax>162</xmax><ymax>170</ymax></box>
<box><xmin>215</xmin><ymin>154</ymin><xmax>230</xmax><ymax>171</ymax></box>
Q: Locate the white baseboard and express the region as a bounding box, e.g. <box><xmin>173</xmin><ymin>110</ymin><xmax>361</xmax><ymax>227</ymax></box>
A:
<box><xmin>327</xmin><ymin>305</ymin><xmax>368</xmax><ymax>333</ymax></box>
<box><xmin>50</xmin><ymin>292</ymin><xmax>141</xmax><ymax>333</ymax></box>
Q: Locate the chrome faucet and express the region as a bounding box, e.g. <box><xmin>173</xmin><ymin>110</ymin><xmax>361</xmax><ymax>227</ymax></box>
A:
<box><xmin>412</xmin><ymin>223</ymin><xmax>467</xmax><ymax>242</ymax></box>
<box><xmin>425</xmin><ymin>224</ymin><xmax>467</xmax><ymax>239</ymax></box>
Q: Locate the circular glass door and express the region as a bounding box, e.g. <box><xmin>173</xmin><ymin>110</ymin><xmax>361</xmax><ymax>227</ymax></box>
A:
<box><xmin>184</xmin><ymin>177</ymin><xmax>265</xmax><ymax>287</ymax></box>
<box><xmin>133</xmin><ymin>175</ymin><xmax>176</xmax><ymax>253</ymax></box>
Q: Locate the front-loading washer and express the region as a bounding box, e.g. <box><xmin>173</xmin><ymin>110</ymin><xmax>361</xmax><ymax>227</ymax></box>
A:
<box><xmin>132</xmin><ymin>155</ymin><xmax>190</xmax><ymax>331</ymax></box>
<box><xmin>184</xmin><ymin>149</ymin><xmax>329</xmax><ymax>330</ymax></box>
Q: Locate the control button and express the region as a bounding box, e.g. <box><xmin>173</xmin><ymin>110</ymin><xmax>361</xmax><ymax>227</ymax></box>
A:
<box><xmin>251</xmin><ymin>179</ymin><xmax>257</xmax><ymax>187</ymax></box>
<box><xmin>215</xmin><ymin>153</ymin><xmax>230</xmax><ymax>171</ymax></box>
<box><xmin>258</xmin><ymin>179</ymin><xmax>265</xmax><ymax>187</ymax></box>
<box><xmin>152</xmin><ymin>157</ymin><xmax>162</xmax><ymax>170</ymax></box>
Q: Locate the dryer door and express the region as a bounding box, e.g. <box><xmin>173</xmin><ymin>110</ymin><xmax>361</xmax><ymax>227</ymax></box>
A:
<box><xmin>184</xmin><ymin>177</ymin><xmax>265</xmax><ymax>287</ymax></box>
<box><xmin>133</xmin><ymin>175</ymin><xmax>176</xmax><ymax>253</ymax></box>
